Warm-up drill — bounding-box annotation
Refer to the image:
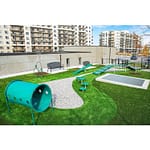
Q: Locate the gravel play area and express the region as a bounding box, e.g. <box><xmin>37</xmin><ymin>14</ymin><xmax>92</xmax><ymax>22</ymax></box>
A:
<box><xmin>44</xmin><ymin>77</ymin><xmax>84</xmax><ymax>109</ymax></box>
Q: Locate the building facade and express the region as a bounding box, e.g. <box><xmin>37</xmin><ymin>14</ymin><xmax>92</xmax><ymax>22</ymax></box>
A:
<box><xmin>0</xmin><ymin>25</ymin><xmax>93</xmax><ymax>53</ymax></box>
<box><xmin>0</xmin><ymin>46</ymin><xmax>116</xmax><ymax>77</ymax></box>
<box><xmin>99</xmin><ymin>31</ymin><xmax>142</xmax><ymax>53</ymax></box>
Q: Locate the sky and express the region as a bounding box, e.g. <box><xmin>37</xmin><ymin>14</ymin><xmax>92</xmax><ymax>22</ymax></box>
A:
<box><xmin>92</xmin><ymin>25</ymin><xmax>150</xmax><ymax>45</ymax></box>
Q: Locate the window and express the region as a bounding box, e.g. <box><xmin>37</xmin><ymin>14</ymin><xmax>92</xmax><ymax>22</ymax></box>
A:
<box><xmin>26</xmin><ymin>42</ymin><xmax>30</xmax><ymax>44</ymax></box>
<box><xmin>5</xmin><ymin>36</ymin><xmax>9</xmax><ymax>39</ymax></box>
<box><xmin>26</xmin><ymin>37</ymin><xmax>29</xmax><ymax>40</ymax></box>
<box><xmin>66</xmin><ymin>58</ymin><xmax>70</xmax><ymax>67</ymax></box>
<box><xmin>6</xmin><ymin>41</ymin><xmax>9</xmax><ymax>44</ymax></box>
<box><xmin>7</xmin><ymin>47</ymin><xmax>10</xmax><ymax>49</ymax></box>
<box><xmin>79</xmin><ymin>57</ymin><xmax>82</xmax><ymax>65</ymax></box>
<box><xmin>26</xmin><ymin>32</ymin><xmax>29</xmax><ymax>35</ymax></box>
<box><xmin>5</xmin><ymin>31</ymin><xmax>8</xmax><ymax>34</ymax></box>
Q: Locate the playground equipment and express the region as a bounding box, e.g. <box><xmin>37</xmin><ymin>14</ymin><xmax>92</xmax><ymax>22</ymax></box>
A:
<box><xmin>80</xmin><ymin>81</ymin><xmax>89</xmax><ymax>91</ymax></box>
<box><xmin>93</xmin><ymin>65</ymin><xmax>113</xmax><ymax>75</ymax></box>
<box><xmin>5</xmin><ymin>80</ymin><xmax>52</xmax><ymax>124</ymax></box>
<box><xmin>73</xmin><ymin>63</ymin><xmax>92</xmax><ymax>75</ymax></box>
<box><xmin>79</xmin><ymin>86</ymin><xmax>87</xmax><ymax>91</ymax></box>
<box><xmin>34</xmin><ymin>61</ymin><xmax>43</xmax><ymax>73</ymax></box>
<box><xmin>76</xmin><ymin>76</ymin><xmax>85</xmax><ymax>83</ymax></box>
<box><xmin>126</xmin><ymin>65</ymin><xmax>141</xmax><ymax>71</ymax></box>
<box><xmin>34</xmin><ymin>52</ymin><xmax>43</xmax><ymax>73</ymax></box>
<box><xmin>76</xmin><ymin>76</ymin><xmax>88</xmax><ymax>91</ymax></box>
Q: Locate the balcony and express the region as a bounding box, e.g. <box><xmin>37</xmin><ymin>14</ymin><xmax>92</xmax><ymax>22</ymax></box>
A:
<box><xmin>79</xmin><ymin>37</ymin><xmax>87</xmax><ymax>40</ymax></box>
<box><xmin>79</xmin><ymin>41</ymin><xmax>86</xmax><ymax>44</ymax></box>
<box><xmin>12</xmin><ymin>39</ymin><xmax>25</xmax><ymax>42</ymax></box>
<box><xmin>79</xmin><ymin>30</ymin><xmax>86</xmax><ymax>33</ymax></box>
<box><xmin>11</xmin><ymin>33</ymin><xmax>24</xmax><ymax>37</ymax></box>
<box><xmin>10</xmin><ymin>26</ymin><xmax>24</xmax><ymax>32</ymax></box>
<box><xmin>13</xmin><ymin>48</ymin><xmax>25</xmax><ymax>52</ymax></box>
<box><xmin>43</xmin><ymin>29</ymin><xmax>52</xmax><ymax>34</ymax></box>
<box><xmin>31</xmin><ymin>34</ymin><xmax>42</xmax><ymax>38</ymax></box>
<box><xmin>58</xmin><ymin>25</ymin><xmax>74</xmax><ymax>31</ymax></box>
<box><xmin>31</xmin><ymin>28</ymin><xmax>41</xmax><ymax>33</ymax></box>
<box><xmin>13</xmin><ymin>42</ymin><xmax>25</xmax><ymax>45</ymax></box>
<box><xmin>58</xmin><ymin>31</ymin><xmax>68</xmax><ymax>35</ymax></box>
<box><xmin>68</xmin><ymin>37</ymin><xmax>74</xmax><ymax>40</ymax></box>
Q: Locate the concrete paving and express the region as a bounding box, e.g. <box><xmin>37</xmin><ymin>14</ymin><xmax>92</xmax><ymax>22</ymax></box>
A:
<box><xmin>44</xmin><ymin>77</ymin><xmax>84</xmax><ymax>109</ymax></box>
<box><xmin>0</xmin><ymin>66</ymin><xmax>81</xmax><ymax>79</ymax></box>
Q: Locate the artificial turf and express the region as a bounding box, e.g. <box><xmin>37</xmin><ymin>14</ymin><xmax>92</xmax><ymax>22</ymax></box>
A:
<box><xmin>93</xmin><ymin>71</ymin><xmax>150</xmax><ymax>125</ymax></box>
<box><xmin>0</xmin><ymin>66</ymin><xmax>150</xmax><ymax>125</ymax></box>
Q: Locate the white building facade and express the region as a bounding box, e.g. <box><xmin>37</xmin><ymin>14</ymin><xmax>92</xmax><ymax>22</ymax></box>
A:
<box><xmin>0</xmin><ymin>25</ymin><xmax>93</xmax><ymax>53</ymax></box>
<box><xmin>99</xmin><ymin>30</ymin><xmax>142</xmax><ymax>53</ymax></box>
<box><xmin>0</xmin><ymin>25</ymin><xmax>12</xmax><ymax>53</ymax></box>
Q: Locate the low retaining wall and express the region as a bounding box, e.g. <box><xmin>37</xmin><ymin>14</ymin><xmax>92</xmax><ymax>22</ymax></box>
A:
<box><xmin>0</xmin><ymin>47</ymin><xmax>116</xmax><ymax>77</ymax></box>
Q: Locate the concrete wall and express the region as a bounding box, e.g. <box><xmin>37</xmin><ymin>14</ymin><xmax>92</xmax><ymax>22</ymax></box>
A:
<box><xmin>64</xmin><ymin>46</ymin><xmax>116</xmax><ymax>64</ymax></box>
<box><xmin>0</xmin><ymin>54</ymin><xmax>60</xmax><ymax>76</ymax></box>
<box><xmin>0</xmin><ymin>46</ymin><xmax>117</xmax><ymax>76</ymax></box>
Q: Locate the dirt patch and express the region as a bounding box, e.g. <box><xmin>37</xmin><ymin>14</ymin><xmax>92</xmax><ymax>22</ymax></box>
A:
<box><xmin>34</xmin><ymin>72</ymin><xmax>48</xmax><ymax>76</ymax></box>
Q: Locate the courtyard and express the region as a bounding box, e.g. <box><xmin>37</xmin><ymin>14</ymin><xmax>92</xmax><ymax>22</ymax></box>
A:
<box><xmin>0</xmin><ymin>65</ymin><xmax>150</xmax><ymax>125</ymax></box>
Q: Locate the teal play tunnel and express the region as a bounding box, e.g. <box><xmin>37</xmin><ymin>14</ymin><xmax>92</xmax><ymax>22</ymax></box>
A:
<box><xmin>5</xmin><ymin>80</ymin><xmax>52</xmax><ymax>112</ymax></box>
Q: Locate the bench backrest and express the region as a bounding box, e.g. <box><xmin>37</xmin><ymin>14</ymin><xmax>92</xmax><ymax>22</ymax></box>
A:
<box><xmin>83</xmin><ymin>61</ymin><xmax>90</xmax><ymax>66</ymax></box>
<box><xmin>47</xmin><ymin>62</ymin><xmax>61</xmax><ymax>69</ymax></box>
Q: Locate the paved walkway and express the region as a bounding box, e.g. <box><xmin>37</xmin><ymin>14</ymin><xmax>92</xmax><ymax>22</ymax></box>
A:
<box><xmin>0</xmin><ymin>66</ymin><xmax>82</xmax><ymax>79</ymax></box>
<box><xmin>44</xmin><ymin>77</ymin><xmax>84</xmax><ymax>109</ymax></box>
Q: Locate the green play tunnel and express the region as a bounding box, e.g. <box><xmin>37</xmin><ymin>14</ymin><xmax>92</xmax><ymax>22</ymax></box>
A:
<box><xmin>5</xmin><ymin>80</ymin><xmax>52</xmax><ymax>112</ymax></box>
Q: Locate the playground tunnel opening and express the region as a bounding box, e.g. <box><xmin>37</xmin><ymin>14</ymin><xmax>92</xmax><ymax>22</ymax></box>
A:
<box><xmin>31</xmin><ymin>84</ymin><xmax>51</xmax><ymax>112</ymax></box>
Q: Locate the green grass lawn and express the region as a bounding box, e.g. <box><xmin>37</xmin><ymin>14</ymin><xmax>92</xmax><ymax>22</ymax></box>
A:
<box><xmin>0</xmin><ymin>66</ymin><xmax>150</xmax><ymax>125</ymax></box>
<box><xmin>0</xmin><ymin>65</ymin><xmax>105</xmax><ymax>125</ymax></box>
<box><xmin>94</xmin><ymin>71</ymin><xmax>150</xmax><ymax>125</ymax></box>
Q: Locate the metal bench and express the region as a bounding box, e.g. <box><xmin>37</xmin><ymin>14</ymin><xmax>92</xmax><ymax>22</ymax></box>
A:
<box><xmin>83</xmin><ymin>61</ymin><xmax>90</xmax><ymax>66</ymax></box>
<box><xmin>47</xmin><ymin>62</ymin><xmax>64</xmax><ymax>72</ymax></box>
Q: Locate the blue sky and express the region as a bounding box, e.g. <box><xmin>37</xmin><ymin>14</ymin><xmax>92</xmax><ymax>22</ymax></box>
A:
<box><xmin>92</xmin><ymin>25</ymin><xmax>150</xmax><ymax>45</ymax></box>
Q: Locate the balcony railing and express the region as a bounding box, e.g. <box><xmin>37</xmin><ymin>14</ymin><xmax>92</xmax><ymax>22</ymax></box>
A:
<box><xmin>10</xmin><ymin>27</ymin><xmax>24</xmax><ymax>31</ymax></box>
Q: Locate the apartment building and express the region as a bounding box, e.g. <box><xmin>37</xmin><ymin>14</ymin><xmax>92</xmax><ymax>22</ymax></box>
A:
<box><xmin>0</xmin><ymin>25</ymin><xmax>12</xmax><ymax>53</ymax></box>
<box><xmin>99</xmin><ymin>31</ymin><xmax>142</xmax><ymax>53</ymax></box>
<box><xmin>0</xmin><ymin>25</ymin><xmax>93</xmax><ymax>53</ymax></box>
